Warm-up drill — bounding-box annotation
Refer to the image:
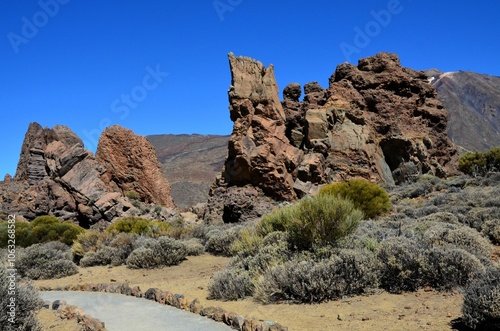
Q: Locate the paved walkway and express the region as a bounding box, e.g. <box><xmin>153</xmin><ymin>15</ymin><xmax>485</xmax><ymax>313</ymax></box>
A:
<box><xmin>41</xmin><ymin>291</ymin><xmax>233</xmax><ymax>331</ymax></box>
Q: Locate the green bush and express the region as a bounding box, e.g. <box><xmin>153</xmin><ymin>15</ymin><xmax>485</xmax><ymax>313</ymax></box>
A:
<box><xmin>126</xmin><ymin>237</ymin><xmax>187</xmax><ymax>269</ymax></box>
<box><xmin>459</xmin><ymin>147</ymin><xmax>500</xmax><ymax>176</ymax></box>
<box><xmin>16</xmin><ymin>241</ymin><xmax>78</xmax><ymax>280</ymax></box>
<box><xmin>258</xmin><ymin>194</ymin><xmax>363</xmax><ymax>251</ymax></box>
<box><xmin>71</xmin><ymin>230</ymin><xmax>110</xmax><ymax>261</ymax></box>
<box><xmin>319</xmin><ymin>179</ymin><xmax>391</xmax><ymax>219</ymax></box>
<box><xmin>107</xmin><ymin>217</ymin><xmax>172</xmax><ymax>237</ymax></box>
<box><xmin>462</xmin><ymin>266</ymin><xmax>500</xmax><ymax>329</ymax></box>
<box><xmin>0</xmin><ymin>216</ymin><xmax>84</xmax><ymax>248</ymax></box>
<box><xmin>208</xmin><ymin>268</ymin><xmax>254</xmax><ymax>301</ymax></box>
<box><xmin>125</xmin><ymin>190</ymin><xmax>141</xmax><ymax>200</ymax></box>
<box><xmin>0</xmin><ymin>264</ymin><xmax>42</xmax><ymax>330</ymax></box>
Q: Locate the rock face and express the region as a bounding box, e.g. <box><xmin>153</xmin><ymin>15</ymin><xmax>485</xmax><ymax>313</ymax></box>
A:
<box><xmin>96</xmin><ymin>125</ymin><xmax>175</xmax><ymax>208</ymax></box>
<box><xmin>1</xmin><ymin>123</ymin><xmax>176</xmax><ymax>226</ymax></box>
<box><xmin>427</xmin><ymin>70</ymin><xmax>500</xmax><ymax>152</ymax></box>
<box><xmin>205</xmin><ymin>52</ymin><xmax>459</xmax><ymax>223</ymax></box>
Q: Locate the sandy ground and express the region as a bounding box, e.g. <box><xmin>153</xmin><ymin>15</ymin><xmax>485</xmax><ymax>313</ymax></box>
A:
<box><xmin>34</xmin><ymin>254</ymin><xmax>466</xmax><ymax>331</ymax></box>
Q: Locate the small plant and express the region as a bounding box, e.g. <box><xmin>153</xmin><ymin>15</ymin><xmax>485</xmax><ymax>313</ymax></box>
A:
<box><xmin>183</xmin><ymin>238</ymin><xmax>204</xmax><ymax>256</ymax></box>
<box><xmin>462</xmin><ymin>266</ymin><xmax>500</xmax><ymax>329</ymax></box>
<box><xmin>125</xmin><ymin>190</ymin><xmax>141</xmax><ymax>200</ymax></box>
<box><xmin>16</xmin><ymin>241</ymin><xmax>78</xmax><ymax>280</ymax></box>
<box><xmin>319</xmin><ymin>179</ymin><xmax>391</xmax><ymax>219</ymax></box>
<box><xmin>208</xmin><ymin>268</ymin><xmax>254</xmax><ymax>301</ymax></box>
<box><xmin>205</xmin><ymin>227</ymin><xmax>242</xmax><ymax>256</ymax></box>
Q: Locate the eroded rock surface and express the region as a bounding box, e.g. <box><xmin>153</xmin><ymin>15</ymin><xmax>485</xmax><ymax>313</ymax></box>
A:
<box><xmin>1</xmin><ymin>123</ymin><xmax>176</xmax><ymax>226</ymax></box>
<box><xmin>205</xmin><ymin>52</ymin><xmax>459</xmax><ymax>223</ymax></box>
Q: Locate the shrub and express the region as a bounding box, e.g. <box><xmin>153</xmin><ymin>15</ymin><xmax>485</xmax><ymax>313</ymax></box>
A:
<box><xmin>377</xmin><ymin>237</ymin><xmax>428</xmax><ymax>293</ymax></box>
<box><xmin>205</xmin><ymin>227</ymin><xmax>242</xmax><ymax>256</ymax></box>
<box><xmin>208</xmin><ymin>268</ymin><xmax>254</xmax><ymax>301</ymax></box>
<box><xmin>16</xmin><ymin>241</ymin><xmax>78</xmax><ymax>280</ymax></box>
<box><xmin>126</xmin><ymin>237</ymin><xmax>187</xmax><ymax>269</ymax></box>
<box><xmin>258</xmin><ymin>194</ymin><xmax>363</xmax><ymax>251</ymax></box>
<box><xmin>0</xmin><ymin>264</ymin><xmax>42</xmax><ymax>330</ymax></box>
<box><xmin>319</xmin><ymin>179</ymin><xmax>391</xmax><ymax>219</ymax></box>
<box><xmin>79</xmin><ymin>233</ymin><xmax>135</xmax><ymax>267</ymax></box>
<box><xmin>183</xmin><ymin>238</ymin><xmax>204</xmax><ymax>256</ymax></box>
<box><xmin>0</xmin><ymin>216</ymin><xmax>84</xmax><ymax>248</ymax></box>
<box><xmin>107</xmin><ymin>217</ymin><xmax>172</xmax><ymax>237</ymax></box>
<box><xmin>459</xmin><ymin>147</ymin><xmax>500</xmax><ymax>176</ymax></box>
<box><xmin>425</xmin><ymin>247</ymin><xmax>485</xmax><ymax>290</ymax></box>
<box><xmin>462</xmin><ymin>266</ymin><xmax>500</xmax><ymax>329</ymax></box>
<box><xmin>125</xmin><ymin>190</ymin><xmax>141</xmax><ymax>200</ymax></box>
<box><xmin>71</xmin><ymin>230</ymin><xmax>110</xmax><ymax>261</ymax></box>
<box><xmin>422</xmin><ymin>222</ymin><xmax>492</xmax><ymax>259</ymax></box>
<box><xmin>254</xmin><ymin>249</ymin><xmax>379</xmax><ymax>304</ymax></box>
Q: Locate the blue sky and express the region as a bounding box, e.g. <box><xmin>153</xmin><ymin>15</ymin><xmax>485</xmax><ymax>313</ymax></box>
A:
<box><xmin>1</xmin><ymin>0</ymin><xmax>500</xmax><ymax>177</ymax></box>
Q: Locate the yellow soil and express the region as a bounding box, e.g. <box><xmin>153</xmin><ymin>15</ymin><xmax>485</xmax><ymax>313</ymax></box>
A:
<box><xmin>35</xmin><ymin>254</ymin><xmax>463</xmax><ymax>331</ymax></box>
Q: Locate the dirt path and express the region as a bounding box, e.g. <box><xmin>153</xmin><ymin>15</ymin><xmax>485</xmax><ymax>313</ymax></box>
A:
<box><xmin>35</xmin><ymin>254</ymin><xmax>464</xmax><ymax>331</ymax></box>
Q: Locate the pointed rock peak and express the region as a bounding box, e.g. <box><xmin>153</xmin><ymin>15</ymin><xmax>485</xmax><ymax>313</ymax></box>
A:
<box><xmin>96</xmin><ymin>125</ymin><xmax>175</xmax><ymax>208</ymax></box>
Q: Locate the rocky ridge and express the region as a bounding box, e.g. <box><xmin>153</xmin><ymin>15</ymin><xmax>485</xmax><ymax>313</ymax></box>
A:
<box><xmin>205</xmin><ymin>52</ymin><xmax>459</xmax><ymax>223</ymax></box>
<box><xmin>0</xmin><ymin>123</ymin><xmax>176</xmax><ymax>226</ymax></box>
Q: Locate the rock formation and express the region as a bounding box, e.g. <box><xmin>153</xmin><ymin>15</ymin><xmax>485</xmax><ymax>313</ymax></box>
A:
<box><xmin>96</xmin><ymin>125</ymin><xmax>175</xmax><ymax>208</ymax></box>
<box><xmin>1</xmin><ymin>123</ymin><xmax>176</xmax><ymax>226</ymax></box>
<box><xmin>205</xmin><ymin>52</ymin><xmax>459</xmax><ymax>223</ymax></box>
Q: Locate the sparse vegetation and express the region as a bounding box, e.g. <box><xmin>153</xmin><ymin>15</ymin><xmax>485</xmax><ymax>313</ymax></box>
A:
<box><xmin>125</xmin><ymin>190</ymin><xmax>141</xmax><ymax>200</ymax></box>
<box><xmin>459</xmin><ymin>146</ymin><xmax>500</xmax><ymax>176</ymax></box>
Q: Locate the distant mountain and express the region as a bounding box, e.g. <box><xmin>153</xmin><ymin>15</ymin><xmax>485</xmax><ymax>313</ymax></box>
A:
<box><xmin>146</xmin><ymin>134</ymin><xmax>229</xmax><ymax>209</ymax></box>
<box><xmin>426</xmin><ymin>70</ymin><xmax>500</xmax><ymax>152</ymax></box>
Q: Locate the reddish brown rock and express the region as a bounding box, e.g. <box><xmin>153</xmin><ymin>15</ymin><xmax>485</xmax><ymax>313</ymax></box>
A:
<box><xmin>206</xmin><ymin>52</ymin><xmax>459</xmax><ymax>223</ymax></box>
<box><xmin>96</xmin><ymin>125</ymin><xmax>175</xmax><ymax>208</ymax></box>
<box><xmin>1</xmin><ymin>122</ymin><xmax>176</xmax><ymax>226</ymax></box>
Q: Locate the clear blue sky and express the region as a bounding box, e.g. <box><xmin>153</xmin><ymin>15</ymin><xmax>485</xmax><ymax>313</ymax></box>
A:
<box><xmin>1</xmin><ymin>0</ymin><xmax>500</xmax><ymax>177</ymax></box>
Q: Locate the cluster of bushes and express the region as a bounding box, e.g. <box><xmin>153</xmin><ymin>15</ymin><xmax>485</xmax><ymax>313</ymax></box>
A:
<box><xmin>459</xmin><ymin>146</ymin><xmax>500</xmax><ymax>176</ymax></box>
<box><xmin>0</xmin><ymin>264</ymin><xmax>42</xmax><ymax>330</ymax></box>
<box><xmin>0</xmin><ymin>215</ymin><xmax>84</xmax><ymax>248</ymax></box>
<box><xmin>14</xmin><ymin>241</ymin><xmax>78</xmax><ymax>280</ymax></box>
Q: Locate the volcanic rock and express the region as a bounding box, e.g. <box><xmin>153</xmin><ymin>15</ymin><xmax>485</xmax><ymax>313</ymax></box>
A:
<box><xmin>205</xmin><ymin>52</ymin><xmax>459</xmax><ymax>223</ymax></box>
<box><xmin>96</xmin><ymin>125</ymin><xmax>175</xmax><ymax>208</ymax></box>
<box><xmin>1</xmin><ymin>123</ymin><xmax>176</xmax><ymax>226</ymax></box>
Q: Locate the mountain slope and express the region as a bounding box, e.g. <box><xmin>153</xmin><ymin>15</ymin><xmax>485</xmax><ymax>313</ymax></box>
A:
<box><xmin>427</xmin><ymin>70</ymin><xmax>500</xmax><ymax>152</ymax></box>
<box><xmin>147</xmin><ymin>134</ymin><xmax>228</xmax><ymax>209</ymax></box>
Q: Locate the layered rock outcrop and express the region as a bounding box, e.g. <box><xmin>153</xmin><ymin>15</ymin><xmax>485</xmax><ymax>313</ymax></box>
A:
<box><xmin>205</xmin><ymin>52</ymin><xmax>459</xmax><ymax>223</ymax></box>
<box><xmin>1</xmin><ymin>123</ymin><xmax>175</xmax><ymax>226</ymax></box>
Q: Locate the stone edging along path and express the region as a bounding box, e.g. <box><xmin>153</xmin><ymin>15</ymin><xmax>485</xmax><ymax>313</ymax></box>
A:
<box><xmin>43</xmin><ymin>299</ymin><xmax>107</xmax><ymax>331</ymax></box>
<box><xmin>39</xmin><ymin>283</ymin><xmax>288</xmax><ymax>331</ymax></box>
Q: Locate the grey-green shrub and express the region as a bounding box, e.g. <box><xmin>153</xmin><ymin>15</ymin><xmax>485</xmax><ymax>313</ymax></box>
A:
<box><xmin>424</xmin><ymin>247</ymin><xmax>485</xmax><ymax>290</ymax></box>
<box><xmin>462</xmin><ymin>266</ymin><xmax>500</xmax><ymax>329</ymax></box>
<box><xmin>126</xmin><ymin>237</ymin><xmax>187</xmax><ymax>269</ymax></box>
<box><xmin>254</xmin><ymin>249</ymin><xmax>379</xmax><ymax>304</ymax></box>
<box><xmin>183</xmin><ymin>238</ymin><xmax>204</xmax><ymax>256</ymax></box>
<box><xmin>205</xmin><ymin>227</ymin><xmax>241</xmax><ymax>256</ymax></box>
<box><xmin>208</xmin><ymin>269</ymin><xmax>254</xmax><ymax>301</ymax></box>
<box><xmin>16</xmin><ymin>241</ymin><xmax>78</xmax><ymax>280</ymax></box>
<box><xmin>377</xmin><ymin>237</ymin><xmax>428</xmax><ymax>293</ymax></box>
<box><xmin>0</xmin><ymin>264</ymin><xmax>42</xmax><ymax>331</ymax></box>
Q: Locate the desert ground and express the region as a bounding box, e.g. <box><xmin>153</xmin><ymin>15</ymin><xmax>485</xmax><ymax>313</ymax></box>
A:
<box><xmin>35</xmin><ymin>254</ymin><xmax>467</xmax><ymax>331</ymax></box>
